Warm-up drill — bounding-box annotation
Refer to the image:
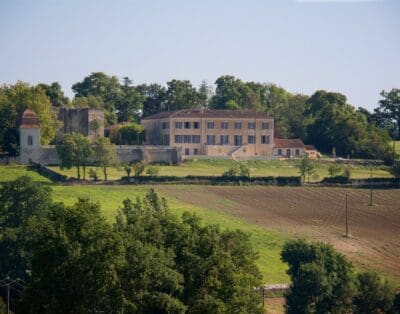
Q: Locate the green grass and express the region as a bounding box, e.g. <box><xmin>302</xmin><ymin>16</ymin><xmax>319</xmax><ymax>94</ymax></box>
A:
<box><xmin>394</xmin><ymin>141</ymin><xmax>400</xmax><ymax>155</ymax></box>
<box><xmin>48</xmin><ymin>158</ymin><xmax>393</xmax><ymax>181</ymax></box>
<box><xmin>0</xmin><ymin>165</ymin><xmax>52</xmax><ymax>183</ymax></box>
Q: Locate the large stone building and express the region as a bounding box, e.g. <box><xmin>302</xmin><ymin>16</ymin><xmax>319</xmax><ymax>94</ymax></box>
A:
<box><xmin>56</xmin><ymin>108</ymin><xmax>104</xmax><ymax>141</ymax></box>
<box><xmin>141</xmin><ymin>109</ymin><xmax>307</xmax><ymax>158</ymax></box>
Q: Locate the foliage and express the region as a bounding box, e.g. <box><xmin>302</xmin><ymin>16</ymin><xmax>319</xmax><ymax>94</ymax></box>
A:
<box><xmin>114</xmin><ymin>190</ymin><xmax>263</xmax><ymax>313</ymax></box>
<box><xmin>389</xmin><ymin>161</ymin><xmax>400</xmax><ymax>178</ymax></box>
<box><xmin>88</xmin><ymin>168</ymin><xmax>99</xmax><ymax>181</ymax></box>
<box><xmin>0</xmin><ymin>82</ymin><xmax>59</xmax><ymax>153</ymax></box>
<box><xmin>222</xmin><ymin>166</ymin><xmax>239</xmax><ymax>177</ymax></box>
<box><xmin>146</xmin><ymin>165</ymin><xmax>160</xmax><ymax>176</ymax></box>
<box><xmin>353</xmin><ymin>271</ymin><xmax>395</xmax><ymax>314</ymax></box>
<box><xmin>70</xmin><ymin>95</ymin><xmax>104</xmax><ymax>109</ymax></box>
<box><xmin>94</xmin><ymin>137</ymin><xmax>116</xmax><ymax>181</ymax></box>
<box><xmin>20</xmin><ymin>199</ymin><xmax>124</xmax><ymax>313</ymax></box>
<box><xmin>328</xmin><ymin>164</ymin><xmax>343</xmax><ymax>177</ymax></box>
<box><xmin>72</xmin><ymin>72</ymin><xmax>143</xmax><ymax>125</ymax></box>
<box><xmin>0</xmin><ymin>178</ymin><xmax>263</xmax><ymax>313</ymax></box>
<box><xmin>239</xmin><ymin>162</ymin><xmax>251</xmax><ymax>178</ymax></box>
<box><xmin>164</xmin><ymin>79</ymin><xmax>202</xmax><ymax>110</ymax></box>
<box><xmin>38</xmin><ymin>82</ymin><xmax>69</xmax><ymax>107</ymax></box>
<box><xmin>281</xmin><ymin>239</ymin><xmax>355</xmax><ymax>314</ymax></box>
<box><xmin>343</xmin><ymin>166</ymin><xmax>352</xmax><ymax>179</ymax></box>
<box><xmin>0</xmin><ymin>177</ymin><xmax>53</xmax><ymax>282</ymax></box>
<box><xmin>131</xmin><ymin>161</ymin><xmax>146</xmax><ymax>178</ymax></box>
<box><xmin>55</xmin><ymin>132</ymin><xmax>92</xmax><ymax>180</ymax></box>
<box><xmin>122</xmin><ymin>163</ymin><xmax>132</xmax><ymax>179</ymax></box>
<box><xmin>137</xmin><ymin>83</ymin><xmax>167</xmax><ymax>117</ymax></box>
<box><xmin>298</xmin><ymin>156</ymin><xmax>315</xmax><ymax>183</ymax></box>
<box><xmin>109</xmin><ymin>123</ymin><xmax>145</xmax><ymax>145</ymax></box>
<box><xmin>376</xmin><ymin>88</ymin><xmax>400</xmax><ymax>140</ymax></box>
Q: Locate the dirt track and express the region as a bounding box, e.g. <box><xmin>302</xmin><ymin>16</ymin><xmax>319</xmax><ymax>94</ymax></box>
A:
<box><xmin>158</xmin><ymin>186</ymin><xmax>400</xmax><ymax>282</ymax></box>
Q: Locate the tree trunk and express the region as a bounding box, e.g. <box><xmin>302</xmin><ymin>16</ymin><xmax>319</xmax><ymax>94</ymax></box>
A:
<box><xmin>77</xmin><ymin>166</ymin><xmax>80</xmax><ymax>181</ymax></box>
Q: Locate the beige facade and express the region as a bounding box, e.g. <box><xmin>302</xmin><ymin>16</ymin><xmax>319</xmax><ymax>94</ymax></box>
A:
<box><xmin>142</xmin><ymin>110</ymin><xmax>281</xmax><ymax>157</ymax></box>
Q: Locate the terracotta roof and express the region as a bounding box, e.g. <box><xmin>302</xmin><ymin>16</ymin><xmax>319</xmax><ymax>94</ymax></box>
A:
<box><xmin>274</xmin><ymin>138</ymin><xmax>305</xmax><ymax>149</ymax></box>
<box><xmin>305</xmin><ymin>145</ymin><xmax>317</xmax><ymax>151</ymax></box>
<box><xmin>19</xmin><ymin>109</ymin><xmax>39</xmax><ymax>128</ymax></box>
<box><xmin>142</xmin><ymin>109</ymin><xmax>271</xmax><ymax>120</ymax></box>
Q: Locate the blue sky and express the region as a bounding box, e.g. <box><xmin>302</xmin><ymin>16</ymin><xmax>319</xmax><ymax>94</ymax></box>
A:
<box><xmin>0</xmin><ymin>0</ymin><xmax>399</xmax><ymax>110</ymax></box>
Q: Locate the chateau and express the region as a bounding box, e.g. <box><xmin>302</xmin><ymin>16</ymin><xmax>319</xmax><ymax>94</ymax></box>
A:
<box><xmin>18</xmin><ymin>108</ymin><xmax>318</xmax><ymax>165</ymax></box>
<box><xmin>142</xmin><ymin>109</ymin><xmax>310</xmax><ymax>158</ymax></box>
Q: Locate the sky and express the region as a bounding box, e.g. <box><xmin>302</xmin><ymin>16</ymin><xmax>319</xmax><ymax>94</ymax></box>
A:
<box><xmin>0</xmin><ymin>0</ymin><xmax>399</xmax><ymax>110</ymax></box>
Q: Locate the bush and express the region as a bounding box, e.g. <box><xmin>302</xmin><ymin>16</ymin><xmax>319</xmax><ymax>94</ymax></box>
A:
<box><xmin>88</xmin><ymin>168</ymin><xmax>99</xmax><ymax>181</ymax></box>
<box><xmin>222</xmin><ymin>166</ymin><xmax>239</xmax><ymax>177</ymax></box>
<box><xmin>389</xmin><ymin>161</ymin><xmax>400</xmax><ymax>178</ymax></box>
<box><xmin>343</xmin><ymin>166</ymin><xmax>352</xmax><ymax>179</ymax></box>
<box><xmin>146</xmin><ymin>165</ymin><xmax>160</xmax><ymax>176</ymax></box>
<box><xmin>328</xmin><ymin>164</ymin><xmax>343</xmax><ymax>177</ymax></box>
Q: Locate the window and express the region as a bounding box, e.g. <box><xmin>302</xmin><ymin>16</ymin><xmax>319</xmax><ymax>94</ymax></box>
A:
<box><xmin>234</xmin><ymin>135</ymin><xmax>243</xmax><ymax>146</ymax></box>
<box><xmin>184</xmin><ymin>122</ymin><xmax>191</xmax><ymax>129</ymax></box>
<box><xmin>161</xmin><ymin>134</ymin><xmax>169</xmax><ymax>145</ymax></box>
<box><xmin>194</xmin><ymin>148</ymin><xmax>199</xmax><ymax>155</ymax></box>
<box><xmin>193</xmin><ymin>121</ymin><xmax>200</xmax><ymax>129</ymax></box>
<box><xmin>221</xmin><ymin>122</ymin><xmax>228</xmax><ymax>129</ymax></box>
<box><xmin>295</xmin><ymin>149</ymin><xmax>300</xmax><ymax>156</ymax></box>
<box><xmin>235</xmin><ymin>122</ymin><xmax>242</xmax><ymax>129</ymax></box>
<box><xmin>248</xmin><ymin>135</ymin><xmax>255</xmax><ymax>144</ymax></box>
<box><xmin>220</xmin><ymin>135</ymin><xmax>229</xmax><ymax>145</ymax></box>
<box><xmin>262</xmin><ymin>122</ymin><xmax>269</xmax><ymax>129</ymax></box>
<box><xmin>277</xmin><ymin>149</ymin><xmax>282</xmax><ymax>155</ymax></box>
<box><xmin>175</xmin><ymin>121</ymin><xmax>182</xmax><ymax>129</ymax></box>
<box><xmin>183</xmin><ymin>135</ymin><xmax>192</xmax><ymax>143</ymax></box>
<box><xmin>192</xmin><ymin>135</ymin><xmax>200</xmax><ymax>143</ymax></box>
<box><xmin>248</xmin><ymin>122</ymin><xmax>255</xmax><ymax>129</ymax></box>
<box><xmin>175</xmin><ymin>135</ymin><xmax>183</xmax><ymax>143</ymax></box>
<box><xmin>185</xmin><ymin>148</ymin><xmax>190</xmax><ymax>155</ymax></box>
<box><xmin>161</xmin><ymin>122</ymin><xmax>169</xmax><ymax>129</ymax></box>
<box><xmin>207</xmin><ymin>135</ymin><xmax>215</xmax><ymax>145</ymax></box>
<box><xmin>261</xmin><ymin>135</ymin><xmax>270</xmax><ymax>144</ymax></box>
<box><xmin>28</xmin><ymin>135</ymin><xmax>33</xmax><ymax>146</ymax></box>
<box><xmin>207</xmin><ymin>121</ymin><xmax>214</xmax><ymax>129</ymax></box>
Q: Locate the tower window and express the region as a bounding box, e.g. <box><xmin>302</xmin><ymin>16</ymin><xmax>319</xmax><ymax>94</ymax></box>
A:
<box><xmin>28</xmin><ymin>135</ymin><xmax>33</xmax><ymax>146</ymax></box>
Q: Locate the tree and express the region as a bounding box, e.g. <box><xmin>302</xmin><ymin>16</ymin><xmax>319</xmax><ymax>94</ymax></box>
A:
<box><xmin>377</xmin><ymin>88</ymin><xmax>400</xmax><ymax>140</ymax></box>
<box><xmin>72</xmin><ymin>72</ymin><xmax>123</xmax><ymax>125</ymax></box>
<box><xmin>137</xmin><ymin>83</ymin><xmax>166</xmax><ymax>117</ymax></box>
<box><xmin>94</xmin><ymin>137</ymin><xmax>116</xmax><ymax>181</ymax></box>
<box><xmin>56</xmin><ymin>132</ymin><xmax>93</xmax><ymax>180</ymax></box>
<box><xmin>114</xmin><ymin>190</ymin><xmax>263</xmax><ymax>313</ymax></box>
<box><xmin>281</xmin><ymin>239</ymin><xmax>355</xmax><ymax>314</ymax></box>
<box><xmin>353</xmin><ymin>271</ymin><xmax>395</xmax><ymax>314</ymax></box>
<box><xmin>198</xmin><ymin>80</ymin><xmax>213</xmax><ymax>109</ymax></box>
<box><xmin>132</xmin><ymin>161</ymin><xmax>146</xmax><ymax>178</ymax></box>
<box><xmin>20</xmin><ymin>199</ymin><xmax>124</xmax><ymax>313</ymax></box>
<box><xmin>115</xmin><ymin>77</ymin><xmax>144</xmax><ymax>122</ymax></box>
<box><xmin>70</xmin><ymin>95</ymin><xmax>104</xmax><ymax>109</ymax></box>
<box><xmin>0</xmin><ymin>177</ymin><xmax>53</xmax><ymax>282</ymax></box>
<box><xmin>146</xmin><ymin>165</ymin><xmax>160</xmax><ymax>176</ymax></box>
<box><xmin>298</xmin><ymin>156</ymin><xmax>315</xmax><ymax>183</ymax></box>
<box><xmin>38</xmin><ymin>82</ymin><xmax>69</xmax><ymax>107</ymax></box>
<box><xmin>328</xmin><ymin>164</ymin><xmax>343</xmax><ymax>178</ymax></box>
<box><xmin>164</xmin><ymin>80</ymin><xmax>202</xmax><ymax>111</ymax></box>
<box><xmin>239</xmin><ymin>162</ymin><xmax>251</xmax><ymax>178</ymax></box>
<box><xmin>109</xmin><ymin>123</ymin><xmax>145</xmax><ymax>145</ymax></box>
<box><xmin>0</xmin><ymin>82</ymin><xmax>60</xmax><ymax>153</ymax></box>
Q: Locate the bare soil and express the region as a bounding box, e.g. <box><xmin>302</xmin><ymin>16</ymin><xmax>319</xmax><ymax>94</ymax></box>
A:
<box><xmin>158</xmin><ymin>186</ymin><xmax>400</xmax><ymax>282</ymax></box>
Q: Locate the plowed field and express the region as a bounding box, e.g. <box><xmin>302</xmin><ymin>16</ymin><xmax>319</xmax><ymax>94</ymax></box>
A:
<box><xmin>157</xmin><ymin>186</ymin><xmax>400</xmax><ymax>281</ymax></box>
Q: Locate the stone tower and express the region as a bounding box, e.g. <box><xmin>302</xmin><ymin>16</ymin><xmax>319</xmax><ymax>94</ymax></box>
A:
<box><xmin>19</xmin><ymin>109</ymin><xmax>40</xmax><ymax>163</ymax></box>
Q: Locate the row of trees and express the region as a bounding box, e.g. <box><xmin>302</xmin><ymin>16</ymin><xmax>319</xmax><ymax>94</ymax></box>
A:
<box><xmin>56</xmin><ymin>133</ymin><xmax>116</xmax><ymax>181</ymax></box>
<box><xmin>1</xmin><ymin>73</ymin><xmax>399</xmax><ymax>160</ymax></box>
<box><xmin>0</xmin><ymin>177</ymin><xmax>263</xmax><ymax>313</ymax></box>
<box><xmin>282</xmin><ymin>239</ymin><xmax>400</xmax><ymax>313</ymax></box>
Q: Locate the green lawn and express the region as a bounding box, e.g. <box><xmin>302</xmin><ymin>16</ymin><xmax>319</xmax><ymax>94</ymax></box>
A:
<box><xmin>48</xmin><ymin>158</ymin><xmax>393</xmax><ymax>181</ymax></box>
<box><xmin>0</xmin><ymin>165</ymin><xmax>52</xmax><ymax>183</ymax></box>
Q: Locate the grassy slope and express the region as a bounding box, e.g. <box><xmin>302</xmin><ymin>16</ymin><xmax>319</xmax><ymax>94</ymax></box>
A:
<box><xmin>48</xmin><ymin>158</ymin><xmax>392</xmax><ymax>181</ymax></box>
<box><xmin>0</xmin><ymin>165</ymin><xmax>52</xmax><ymax>183</ymax></box>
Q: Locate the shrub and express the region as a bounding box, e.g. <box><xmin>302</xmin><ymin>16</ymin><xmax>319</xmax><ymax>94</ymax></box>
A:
<box><xmin>343</xmin><ymin>166</ymin><xmax>352</xmax><ymax>179</ymax></box>
<box><xmin>132</xmin><ymin>161</ymin><xmax>146</xmax><ymax>178</ymax></box>
<box><xmin>222</xmin><ymin>166</ymin><xmax>239</xmax><ymax>177</ymax></box>
<box><xmin>238</xmin><ymin>163</ymin><xmax>251</xmax><ymax>178</ymax></box>
<box><xmin>389</xmin><ymin>161</ymin><xmax>400</xmax><ymax>178</ymax></box>
<box><xmin>328</xmin><ymin>164</ymin><xmax>343</xmax><ymax>177</ymax></box>
<box><xmin>88</xmin><ymin>168</ymin><xmax>99</xmax><ymax>181</ymax></box>
<box><xmin>146</xmin><ymin>165</ymin><xmax>160</xmax><ymax>176</ymax></box>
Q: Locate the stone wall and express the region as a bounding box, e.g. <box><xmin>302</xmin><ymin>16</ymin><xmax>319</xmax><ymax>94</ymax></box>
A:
<box><xmin>19</xmin><ymin>145</ymin><xmax>182</xmax><ymax>165</ymax></box>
